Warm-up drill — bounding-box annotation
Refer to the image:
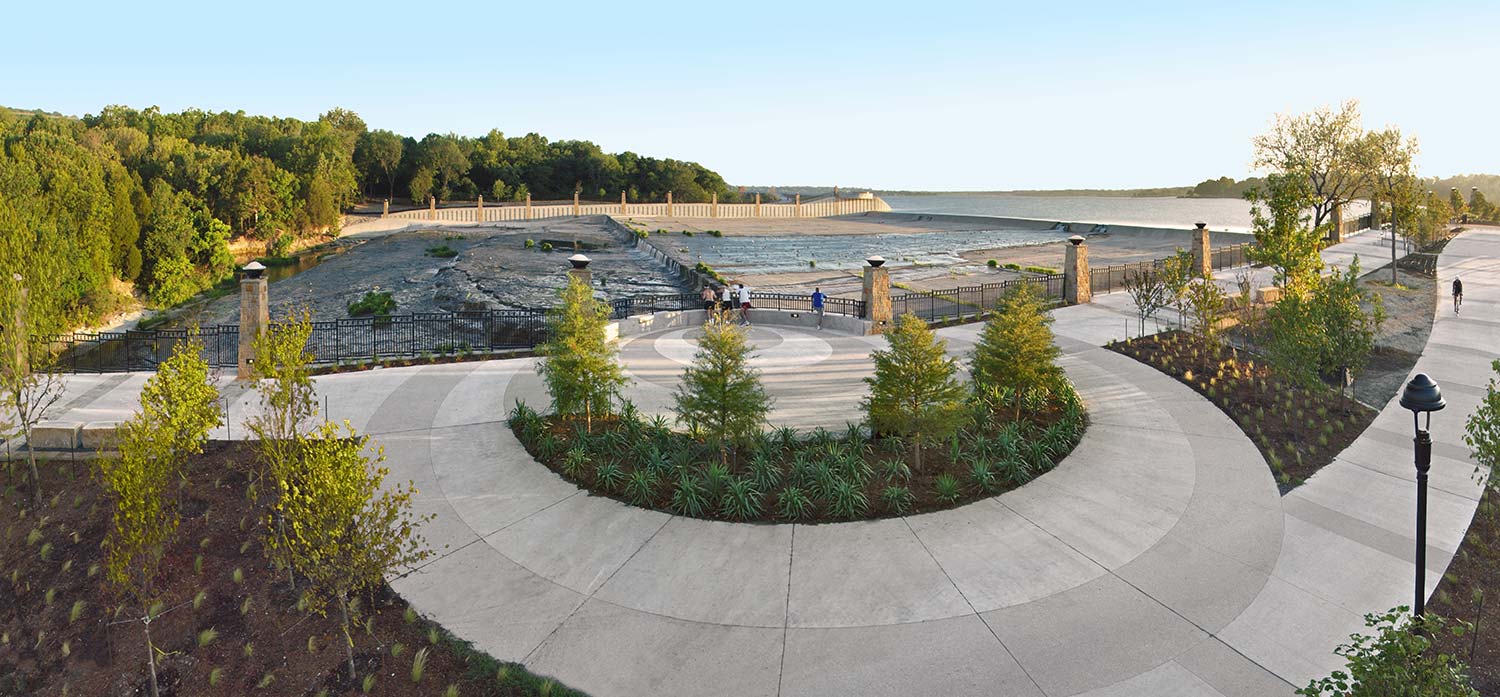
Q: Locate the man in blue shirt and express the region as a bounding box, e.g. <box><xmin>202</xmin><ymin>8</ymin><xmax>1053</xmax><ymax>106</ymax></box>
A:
<box><xmin>810</xmin><ymin>287</ymin><xmax>827</xmax><ymax>329</ymax></box>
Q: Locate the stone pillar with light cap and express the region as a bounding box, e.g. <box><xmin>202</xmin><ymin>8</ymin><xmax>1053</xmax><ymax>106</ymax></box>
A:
<box><xmin>567</xmin><ymin>253</ymin><xmax>592</xmax><ymax>287</ymax></box>
<box><xmin>795</xmin><ymin>194</ymin><xmax>802</xmax><ymax>218</ymax></box>
<box><xmin>862</xmin><ymin>255</ymin><xmax>892</xmax><ymax>333</ymax></box>
<box><xmin>574</xmin><ymin>191</ymin><xmax>580</xmax><ymax>217</ymax></box>
<box><xmin>755</xmin><ymin>193</ymin><xmax>761</xmax><ymax>217</ymax></box>
<box><xmin>381</xmin><ymin>199</ymin><xmax>389</xmax><ymax>218</ymax></box>
<box><xmin>428</xmin><ymin>195</ymin><xmax>436</xmax><ymax>220</ymax></box>
<box><xmin>1328</xmin><ymin>204</ymin><xmax>1344</xmax><ymax>243</ymax></box>
<box><xmin>476</xmin><ymin>195</ymin><xmax>484</xmax><ymax>222</ymax></box>
<box><xmin>620</xmin><ymin>191</ymin><xmax>627</xmax><ymax>215</ymax></box>
<box><xmin>666</xmin><ymin>191</ymin><xmax>673</xmax><ymax>217</ymax></box>
<box><xmin>1064</xmin><ymin>235</ymin><xmax>1092</xmax><ymax>305</ymax></box>
<box><xmin>711</xmin><ymin>193</ymin><xmax>718</xmax><ymax>218</ymax></box>
<box><xmin>1190</xmin><ymin>222</ymin><xmax>1211</xmax><ymax>277</ymax></box>
<box><xmin>237</xmin><ymin>261</ymin><xmax>270</xmax><ymax>380</ymax></box>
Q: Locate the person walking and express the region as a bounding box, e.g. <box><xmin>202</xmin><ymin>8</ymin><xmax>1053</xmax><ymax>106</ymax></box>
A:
<box><xmin>701</xmin><ymin>284</ymin><xmax>718</xmax><ymax>322</ymax></box>
<box><xmin>737</xmin><ymin>283</ymin><xmax>753</xmax><ymax>326</ymax></box>
<box><xmin>1453</xmin><ymin>276</ymin><xmax>1463</xmax><ymax>314</ymax></box>
<box><xmin>721</xmin><ymin>284</ymin><xmax>734</xmax><ymax>315</ymax></box>
<box><xmin>810</xmin><ymin>287</ymin><xmax>827</xmax><ymax>329</ymax></box>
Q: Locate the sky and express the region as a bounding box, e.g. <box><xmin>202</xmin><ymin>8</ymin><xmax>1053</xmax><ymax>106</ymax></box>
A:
<box><xmin>3</xmin><ymin>0</ymin><xmax>1495</xmax><ymax>190</ymax></box>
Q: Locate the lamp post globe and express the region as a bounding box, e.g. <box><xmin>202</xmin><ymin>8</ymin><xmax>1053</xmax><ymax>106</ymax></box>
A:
<box><xmin>1399</xmin><ymin>373</ymin><xmax>1444</xmax><ymax>618</ymax></box>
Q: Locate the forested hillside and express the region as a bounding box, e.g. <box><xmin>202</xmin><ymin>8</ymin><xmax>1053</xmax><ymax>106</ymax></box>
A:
<box><xmin>0</xmin><ymin>105</ymin><xmax>738</xmax><ymax>326</ymax></box>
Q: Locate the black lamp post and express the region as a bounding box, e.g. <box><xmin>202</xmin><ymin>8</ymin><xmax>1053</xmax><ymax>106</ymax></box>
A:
<box><xmin>1399</xmin><ymin>373</ymin><xmax>1445</xmax><ymax>618</ymax></box>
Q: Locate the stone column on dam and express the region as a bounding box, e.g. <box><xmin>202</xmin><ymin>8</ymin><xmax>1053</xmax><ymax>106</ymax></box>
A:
<box><xmin>862</xmin><ymin>255</ymin><xmax>892</xmax><ymax>333</ymax></box>
<box><xmin>568</xmin><ymin>254</ymin><xmax>592</xmax><ymax>286</ymax></box>
<box><xmin>1191</xmin><ymin>222</ymin><xmax>1210</xmax><ymax>277</ymax></box>
<box><xmin>237</xmin><ymin>261</ymin><xmax>269</xmax><ymax>380</ymax></box>
<box><xmin>1328</xmin><ymin>204</ymin><xmax>1344</xmax><ymax>243</ymax></box>
<box><xmin>1064</xmin><ymin>235</ymin><xmax>1092</xmax><ymax>305</ymax></box>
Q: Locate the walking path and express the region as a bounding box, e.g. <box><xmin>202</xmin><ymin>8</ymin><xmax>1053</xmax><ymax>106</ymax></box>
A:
<box><xmin>35</xmin><ymin>227</ymin><xmax>1497</xmax><ymax>695</ymax></box>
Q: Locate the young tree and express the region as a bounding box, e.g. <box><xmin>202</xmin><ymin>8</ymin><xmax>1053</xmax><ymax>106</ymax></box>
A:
<box><xmin>1358</xmin><ymin>128</ymin><xmax>1419</xmax><ymax>283</ymax></box>
<box><xmin>970</xmin><ymin>281</ymin><xmax>1062</xmax><ymax>417</ymax></box>
<box><xmin>1252</xmin><ymin>100</ymin><xmax>1367</xmax><ymax>230</ymax></box>
<box><xmin>1123</xmin><ymin>268</ymin><xmax>1170</xmax><ymax>336</ymax></box>
<box><xmin>100</xmin><ymin>340</ymin><xmax>220</xmax><ymax>697</ymax></box>
<box><xmin>1182</xmin><ymin>277</ymin><xmax>1229</xmax><ymax>344</ymax></box>
<box><xmin>863</xmin><ymin>313</ymin><xmax>967</xmax><ymax>472</ymax></box>
<box><xmin>538</xmin><ymin>275</ymin><xmax>627</xmax><ymax>432</ymax></box>
<box><xmin>1264</xmin><ymin>260</ymin><xmax>1383</xmax><ymax>389</ymax></box>
<box><xmin>1470</xmin><ymin>189</ymin><xmax>1494</xmax><ymax>221</ymax></box>
<box><xmin>0</xmin><ymin>276</ymin><xmax>66</xmax><ymax>506</ymax></box>
<box><xmin>1246</xmin><ymin>173</ymin><xmax>1325</xmax><ymax>288</ymax></box>
<box><xmin>1450</xmin><ymin>188</ymin><xmax>1469</xmax><ymax>221</ymax></box>
<box><xmin>1297</xmin><ymin>608</ymin><xmax>1477</xmax><ymax>696</ymax></box>
<box><xmin>266</xmin><ymin>421</ymin><xmax>431</xmax><ymax>680</ymax></box>
<box><xmin>672</xmin><ymin>310</ymin><xmax>772</xmax><ymax>464</ymax></box>
<box><xmin>1464</xmin><ymin>358</ymin><xmax>1500</xmax><ymax>494</ymax></box>
<box><xmin>246</xmin><ymin>313</ymin><xmax>318</xmax><ymax>496</ymax></box>
<box><xmin>1159</xmin><ymin>249</ymin><xmax>1197</xmax><ymax>328</ymax></box>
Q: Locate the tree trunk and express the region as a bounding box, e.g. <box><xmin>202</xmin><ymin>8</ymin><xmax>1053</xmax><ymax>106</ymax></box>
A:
<box><xmin>143</xmin><ymin>619</ymin><xmax>160</xmax><ymax>697</ymax></box>
<box><xmin>340</xmin><ymin>596</ymin><xmax>357</xmax><ymax>680</ymax></box>
<box><xmin>911</xmin><ymin>433</ymin><xmax>922</xmax><ymax>474</ymax></box>
<box><xmin>22</xmin><ymin>421</ymin><xmax>39</xmax><ymax>506</ymax></box>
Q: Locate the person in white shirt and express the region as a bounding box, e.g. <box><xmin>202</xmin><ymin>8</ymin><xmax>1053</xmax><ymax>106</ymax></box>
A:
<box><xmin>721</xmin><ymin>285</ymin><xmax>734</xmax><ymax>315</ymax></box>
<box><xmin>736</xmin><ymin>283</ymin><xmax>752</xmax><ymax>326</ymax></box>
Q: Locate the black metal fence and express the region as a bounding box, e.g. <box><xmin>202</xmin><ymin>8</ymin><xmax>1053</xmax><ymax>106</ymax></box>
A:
<box><xmin>1091</xmin><ymin>243</ymin><xmax>1254</xmax><ymax>295</ymax></box>
<box><xmin>47</xmin><ymin>326</ymin><xmax>241</xmax><ymax>373</ymax></box>
<box><xmin>889</xmin><ymin>274</ymin><xmax>1064</xmax><ymax>322</ymax></box>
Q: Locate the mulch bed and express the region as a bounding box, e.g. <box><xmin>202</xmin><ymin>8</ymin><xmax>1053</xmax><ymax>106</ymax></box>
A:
<box><xmin>0</xmin><ymin>443</ymin><xmax>586</xmax><ymax>696</ymax></box>
<box><xmin>1429</xmin><ymin>486</ymin><xmax>1500</xmax><ymax>695</ymax></box>
<box><xmin>1108</xmin><ymin>331</ymin><xmax>1378</xmax><ymax>493</ymax></box>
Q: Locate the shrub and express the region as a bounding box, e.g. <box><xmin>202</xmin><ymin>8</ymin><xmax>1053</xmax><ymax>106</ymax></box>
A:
<box><xmin>776</xmin><ymin>486</ymin><xmax>813</xmax><ymax>520</ymax></box>
<box><xmin>540</xmin><ymin>242</ymin><xmax>554</xmax><ymax>252</ymax></box>
<box><xmin>880</xmin><ymin>486</ymin><xmax>914</xmax><ymax>514</ymax></box>
<box><xmin>933</xmin><ymin>474</ymin><xmax>962</xmax><ymax>503</ymax></box>
<box><xmin>719</xmin><ymin>478</ymin><xmax>764</xmax><ymax>520</ymax></box>
<box><xmin>808</xmin><ymin>260</ymin><xmax>817</xmax><ymax>268</ymax></box>
<box><xmin>827</xmin><ymin>479</ymin><xmax>868</xmax><ymax>519</ymax></box>
<box><xmin>1297</xmin><ymin>608</ymin><xmax>1477</xmax><ymax>696</ymax></box>
<box><xmin>524</xmin><ymin>239</ymin><xmax>535</xmax><ymax>249</ymax></box>
<box><xmin>670</xmin><ymin>474</ymin><xmax>709</xmax><ymax>517</ymax></box>
<box><xmin>623</xmin><ymin>471</ymin><xmax>656</xmax><ymax>505</ymax></box>
<box><xmin>347</xmin><ymin>291</ymin><xmax>396</xmax><ymax>319</ymax></box>
<box><xmin>1004</xmin><ymin>262</ymin><xmax>1022</xmax><ymax>271</ymax></box>
<box><xmin>707</xmin><ymin>229</ymin><xmax>723</xmax><ymax>237</ymax></box>
<box><xmin>1022</xmin><ymin>265</ymin><xmax>1059</xmax><ymax>275</ymax></box>
<box><xmin>987</xmin><ymin>259</ymin><xmax>999</xmax><ymax>269</ymax></box>
<box><xmin>425</xmin><ymin>244</ymin><xmax>458</xmax><ymax>258</ymax></box>
<box><xmin>682</xmin><ymin>230</ymin><xmax>694</xmax><ymax>236</ymax></box>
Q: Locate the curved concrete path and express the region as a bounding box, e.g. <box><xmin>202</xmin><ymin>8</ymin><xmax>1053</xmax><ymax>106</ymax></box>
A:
<box><xmin>42</xmin><ymin>226</ymin><xmax>1494</xmax><ymax>695</ymax></box>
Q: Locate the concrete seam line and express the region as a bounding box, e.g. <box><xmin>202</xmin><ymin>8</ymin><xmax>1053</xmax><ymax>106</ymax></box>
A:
<box><xmin>775</xmin><ymin>524</ymin><xmax>796</xmax><ymax>697</ymax></box>
<box><xmin>520</xmin><ymin>512</ymin><xmax>674</xmax><ymax>665</ymax></box>
<box><xmin>900</xmin><ymin>516</ymin><xmax>1048</xmax><ymax>697</ymax></box>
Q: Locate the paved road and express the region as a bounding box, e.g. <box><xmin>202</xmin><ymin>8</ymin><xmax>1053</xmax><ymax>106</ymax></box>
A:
<box><xmin>37</xmin><ymin>227</ymin><xmax>1495</xmax><ymax>696</ymax></box>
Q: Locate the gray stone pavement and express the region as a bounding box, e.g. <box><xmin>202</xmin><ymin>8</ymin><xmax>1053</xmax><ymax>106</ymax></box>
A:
<box><xmin>22</xmin><ymin>226</ymin><xmax>1497</xmax><ymax>696</ymax></box>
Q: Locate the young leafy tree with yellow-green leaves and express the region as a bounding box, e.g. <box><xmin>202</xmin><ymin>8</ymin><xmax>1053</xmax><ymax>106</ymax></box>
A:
<box><xmin>246</xmin><ymin>312</ymin><xmax>318</xmax><ymax>498</ymax></box>
<box><xmin>864</xmin><ymin>313</ymin><xmax>967</xmax><ymax>473</ymax></box>
<box><xmin>673</xmin><ymin>309</ymin><xmax>772</xmax><ymax>464</ymax></box>
<box><xmin>538</xmin><ymin>275</ymin><xmax>627</xmax><ymax>432</ymax></box>
<box><xmin>0</xmin><ymin>272</ymin><xmax>67</xmax><ymax>507</ymax></box>
<box><xmin>970</xmin><ymin>281</ymin><xmax>1062</xmax><ymax>419</ymax></box>
<box><xmin>264</xmin><ymin>420</ymin><xmax>432</xmax><ymax>680</ymax></box>
<box><xmin>100</xmin><ymin>339</ymin><xmax>222</xmax><ymax>697</ymax></box>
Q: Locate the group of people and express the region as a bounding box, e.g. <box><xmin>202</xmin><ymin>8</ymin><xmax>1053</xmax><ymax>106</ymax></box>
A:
<box><xmin>698</xmin><ymin>283</ymin><xmax>830</xmax><ymax>328</ymax></box>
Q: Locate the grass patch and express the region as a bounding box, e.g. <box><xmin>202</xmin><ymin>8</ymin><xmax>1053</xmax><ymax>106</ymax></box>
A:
<box><xmin>425</xmin><ymin>244</ymin><xmax>459</xmax><ymax>259</ymax></box>
<box><xmin>347</xmin><ymin>291</ymin><xmax>396</xmax><ymax>321</ymax></box>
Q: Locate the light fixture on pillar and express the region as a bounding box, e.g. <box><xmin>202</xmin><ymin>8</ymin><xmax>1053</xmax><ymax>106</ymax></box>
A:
<box><xmin>1068</xmin><ymin>235</ymin><xmax>1085</xmax><ymax>246</ymax></box>
<box><xmin>1195</xmin><ymin>222</ymin><xmax>1207</xmax><ymax>231</ymax></box>
<box><xmin>1399</xmin><ymin>373</ymin><xmax>1445</xmax><ymax>619</ymax></box>
<box><xmin>242</xmin><ymin>261</ymin><xmax>266</xmax><ymax>279</ymax></box>
<box><xmin>866</xmin><ymin>255</ymin><xmax>886</xmax><ymax>268</ymax></box>
<box><xmin>568</xmin><ymin>254</ymin><xmax>592</xmax><ymax>270</ymax></box>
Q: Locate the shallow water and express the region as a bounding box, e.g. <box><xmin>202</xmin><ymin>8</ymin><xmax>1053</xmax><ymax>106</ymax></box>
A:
<box><xmin>667</xmin><ymin>227</ymin><xmax>1071</xmax><ymax>274</ymax></box>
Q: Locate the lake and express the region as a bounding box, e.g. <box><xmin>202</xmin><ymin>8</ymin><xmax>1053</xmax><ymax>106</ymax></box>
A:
<box><xmin>880</xmin><ymin>194</ymin><xmax>1257</xmax><ymax>231</ymax></box>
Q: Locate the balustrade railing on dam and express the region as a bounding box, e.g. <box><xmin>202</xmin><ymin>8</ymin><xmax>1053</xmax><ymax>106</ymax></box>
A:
<box><xmin>385</xmin><ymin>195</ymin><xmax>891</xmax><ymax>223</ymax></box>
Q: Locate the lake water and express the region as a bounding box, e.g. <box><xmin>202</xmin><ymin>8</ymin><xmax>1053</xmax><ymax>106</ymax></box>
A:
<box><xmin>881</xmin><ymin>194</ymin><xmax>1257</xmax><ymax>231</ymax></box>
<box><xmin>669</xmin><ymin>227</ymin><xmax>1072</xmax><ymax>275</ymax></box>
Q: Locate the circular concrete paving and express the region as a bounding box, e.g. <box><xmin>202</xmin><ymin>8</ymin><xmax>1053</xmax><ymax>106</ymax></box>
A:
<box><xmin>369</xmin><ymin>326</ymin><xmax>1290</xmax><ymax>697</ymax></box>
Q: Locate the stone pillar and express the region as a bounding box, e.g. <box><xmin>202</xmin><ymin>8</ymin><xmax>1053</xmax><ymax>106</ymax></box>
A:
<box><xmin>1064</xmin><ymin>236</ymin><xmax>1092</xmax><ymax>305</ymax></box>
<box><xmin>1190</xmin><ymin>222</ymin><xmax>1210</xmax><ymax>277</ymax></box>
<box><xmin>476</xmin><ymin>195</ymin><xmax>484</xmax><ymax>223</ymax></box>
<box><xmin>567</xmin><ymin>254</ymin><xmax>592</xmax><ymax>286</ymax></box>
<box><xmin>574</xmin><ymin>191</ymin><xmax>580</xmax><ymax>217</ymax></box>
<box><xmin>428</xmin><ymin>195</ymin><xmax>436</xmax><ymax>220</ymax></box>
<box><xmin>10</xmin><ymin>279</ymin><xmax>28</xmax><ymax>375</ymax></box>
<box><xmin>237</xmin><ymin>262</ymin><xmax>270</xmax><ymax>380</ymax></box>
<box><xmin>620</xmin><ymin>190</ymin><xmax>627</xmax><ymax>215</ymax></box>
<box><xmin>666</xmin><ymin>191</ymin><xmax>673</xmax><ymax>217</ymax></box>
<box><xmin>711</xmin><ymin>193</ymin><xmax>718</xmax><ymax>218</ymax></box>
<box><xmin>861</xmin><ymin>256</ymin><xmax>892</xmax><ymax>333</ymax></box>
<box><xmin>525</xmin><ymin>193</ymin><xmax>533</xmax><ymax>220</ymax></box>
<box><xmin>1328</xmin><ymin>204</ymin><xmax>1344</xmax><ymax>244</ymax></box>
<box><xmin>755</xmin><ymin>193</ymin><xmax>762</xmax><ymax>217</ymax></box>
<box><xmin>795</xmin><ymin>194</ymin><xmax>802</xmax><ymax>218</ymax></box>
<box><xmin>381</xmin><ymin>199</ymin><xmax>389</xmax><ymax>218</ymax></box>
<box><xmin>1368</xmin><ymin>195</ymin><xmax>1380</xmax><ymax>229</ymax></box>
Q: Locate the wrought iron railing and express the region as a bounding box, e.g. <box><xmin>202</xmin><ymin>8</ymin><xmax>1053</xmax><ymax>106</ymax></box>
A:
<box><xmin>889</xmin><ymin>275</ymin><xmax>1064</xmax><ymax>322</ymax></box>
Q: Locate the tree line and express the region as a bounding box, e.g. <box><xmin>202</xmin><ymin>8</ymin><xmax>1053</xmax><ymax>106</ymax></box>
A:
<box><xmin>0</xmin><ymin>105</ymin><xmax>740</xmax><ymax>321</ymax></box>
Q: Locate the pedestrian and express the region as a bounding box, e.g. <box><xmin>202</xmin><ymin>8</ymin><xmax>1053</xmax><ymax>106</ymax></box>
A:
<box><xmin>721</xmin><ymin>284</ymin><xmax>734</xmax><ymax>315</ymax></box>
<box><xmin>810</xmin><ymin>287</ymin><xmax>827</xmax><ymax>329</ymax></box>
<box><xmin>1453</xmin><ymin>276</ymin><xmax>1463</xmax><ymax>314</ymax></box>
<box><xmin>701</xmin><ymin>284</ymin><xmax>717</xmax><ymax>321</ymax></box>
<box><xmin>737</xmin><ymin>283</ymin><xmax>752</xmax><ymax>326</ymax></box>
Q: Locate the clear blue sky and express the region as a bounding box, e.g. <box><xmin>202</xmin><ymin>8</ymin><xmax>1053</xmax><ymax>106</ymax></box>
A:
<box><xmin>4</xmin><ymin>0</ymin><xmax>1493</xmax><ymax>190</ymax></box>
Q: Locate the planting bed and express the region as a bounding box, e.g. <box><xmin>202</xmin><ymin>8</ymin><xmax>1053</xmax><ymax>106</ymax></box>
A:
<box><xmin>0</xmin><ymin>443</ymin><xmax>586</xmax><ymax>697</ymax></box>
<box><xmin>507</xmin><ymin>392</ymin><xmax>1086</xmax><ymax>524</ymax></box>
<box><xmin>1429</xmin><ymin>486</ymin><xmax>1500</xmax><ymax>695</ymax></box>
<box><xmin>1108</xmin><ymin>331</ymin><xmax>1377</xmax><ymax>493</ymax></box>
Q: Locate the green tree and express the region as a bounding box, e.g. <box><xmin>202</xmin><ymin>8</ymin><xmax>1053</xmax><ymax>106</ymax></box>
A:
<box><xmin>1450</xmin><ymin>188</ymin><xmax>1468</xmax><ymax>220</ymax></box>
<box><xmin>1297</xmin><ymin>608</ymin><xmax>1477</xmax><ymax>696</ymax></box>
<box><xmin>354</xmin><ymin>129</ymin><xmax>403</xmax><ymax>200</ymax></box>
<box><xmin>99</xmin><ymin>339</ymin><xmax>219</xmax><ymax>697</ymax></box>
<box><xmin>672</xmin><ymin>310</ymin><xmax>772</xmax><ymax>463</ymax></box>
<box><xmin>1253</xmin><ymin>100</ymin><xmax>1367</xmax><ymax>229</ymax></box>
<box><xmin>265</xmin><ymin>421</ymin><xmax>431</xmax><ymax>680</ymax></box>
<box><xmin>538</xmin><ymin>276</ymin><xmax>626</xmax><ymax>431</ymax></box>
<box><xmin>970</xmin><ymin>281</ymin><xmax>1062</xmax><ymax>417</ymax></box>
<box><xmin>246</xmin><ymin>313</ymin><xmax>317</xmax><ymax>497</ymax></box>
<box><xmin>1246</xmin><ymin>173</ymin><xmax>1325</xmax><ymax>288</ymax></box>
<box><xmin>863</xmin><ymin>313</ymin><xmax>967</xmax><ymax>472</ymax></box>
<box><xmin>1183</xmin><ymin>277</ymin><xmax>1229</xmax><ymax>344</ymax></box>
<box><xmin>1160</xmin><ymin>249</ymin><xmax>1197</xmax><ymax>328</ymax></box>
<box><xmin>1358</xmin><ymin>128</ymin><xmax>1419</xmax><ymax>283</ymax></box>
<box><xmin>1469</xmin><ymin>189</ymin><xmax>1493</xmax><ymax>221</ymax></box>
<box><xmin>1464</xmin><ymin>358</ymin><xmax>1500</xmax><ymax>494</ymax></box>
<box><xmin>1264</xmin><ymin>260</ymin><xmax>1382</xmax><ymax>389</ymax></box>
<box><xmin>1123</xmin><ymin>268</ymin><xmax>1170</xmax><ymax>336</ymax></box>
<box><xmin>0</xmin><ymin>275</ymin><xmax>66</xmax><ymax>506</ymax></box>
